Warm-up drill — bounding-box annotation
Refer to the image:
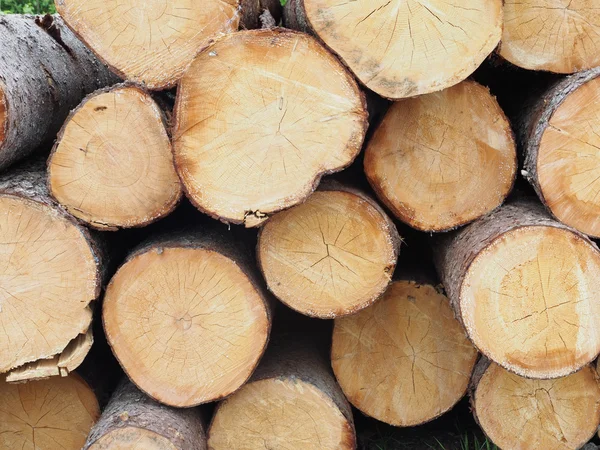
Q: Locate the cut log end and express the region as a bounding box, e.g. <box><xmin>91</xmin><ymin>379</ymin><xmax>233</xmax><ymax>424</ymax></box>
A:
<box><xmin>462</xmin><ymin>225</ymin><xmax>600</xmax><ymax>379</ymax></box>
<box><xmin>90</xmin><ymin>428</ymin><xmax>178</xmax><ymax>450</ymax></box>
<box><xmin>48</xmin><ymin>85</ymin><xmax>181</xmax><ymax>230</ymax></box>
<box><xmin>472</xmin><ymin>362</ymin><xmax>600</xmax><ymax>450</ymax></box>
<box><xmin>0</xmin><ymin>374</ymin><xmax>100</xmax><ymax>450</ymax></box>
<box><xmin>56</xmin><ymin>0</ymin><xmax>240</xmax><ymax>89</ymax></box>
<box><xmin>331</xmin><ymin>280</ymin><xmax>477</xmax><ymax>426</ymax></box>
<box><xmin>365</xmin><ymin>80</ymin><xmax>516</xmax><ymax>232</ymax></box>
<box><xmin>500</xmin><ymin>1</ymin><xmax>600</xmax><ymax>73</ymax></box>
<box><xmin>103</xmin><ymin>245</ymin><xmax>270</xmax><ymax>407</ymax></box>
<box><xmin>209</xmin><ymin>377</ymin><xmax>355</xmax><ymax>450</ymax></box>
<box><xmin>258</xmin><ymin>189</ymin><xmax>399</xmax><ymax>318</ymax></box>
<box><xmin>173</xmin><ymin>29</ymin><xmax>367</xmax><ymax>226</ymax></box>
<box><xmin>293</xmin><ymin>0</ymin><xmax>502</xmax><ymax>98</ymax></box>
<box><xmin>536</xmin><ymin>76</ymin><xmax>600</xmax><ymax>237</ymax></box>
<box><xmin>0</xmin><ymin>195</ymin><xmax>98</xmax><ymax>374</ymax></box>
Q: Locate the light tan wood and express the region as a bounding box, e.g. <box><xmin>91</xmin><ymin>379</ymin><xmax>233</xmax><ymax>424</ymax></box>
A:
<box><xmin>501</xmin><ymin>1</ymin><xmax>600</xmax><ymax>73</ymax></box>
<box><xmin>462</xmin><ymin>225</ymin><xmax>600</xmax><ymax>378</ymax></box>
<box><xmin>6</xmin><ymin>328</ymin><xmax>93</xmax><ymax>382</ymax></box>
<box><xmin>473</xmin><ymin>362</ymin><xmax>600</xmax><ymax>450</ymax></box>
<box><xmin>258</xmin><ymin>188</ymin><xmax>399</xmax><ymax>318</ymax></box>
<box><xmin>0</xmin><ymin>195</ymin><xmax>99</xmax><ymax>374</ymax></box>
<box><xmin>92</xmin><ymin>429</ymin><xmax>177</xmax><ymax>450</ymax></box>
<box><xmin>0</xmin><ymin>374</ymin><xmax>100</xmax><ymax>450</ymax></box>
<box><xmin>332</xmin><ymin>280</ymin><xmax>477</xmax><ymax>426</ymax></box>
<box><xmin>48</xmin><ymin>85</ymin><xmax>181</xmax><ymax>230</ymax></box>
<box><xmin>103</xmin><ymin>243</ymin><xmax>271</xmax><ymax>407</ymax></box>
<box><xmin>173</xmin><ymin>29</ymin><xmax>368</xmax><ymax>226</ymax></box>
<box><xmin>287</xmin><ymin>0</ymin><xmax>502</xmax><ymax>99</ymax></box>
<box><xmin>535</xmin><ymin>77</ymin><xmax>600</xmax><ymax>237</ymax></box>
<box><xmin>365</xmin><ymin>81</ymin><xmax>516</xmax><ymax>232</ymax></box>
<box><xmin>56</xmin><ymin>0</ymin><xmax>240</xmax><ymax>89</ymax></box>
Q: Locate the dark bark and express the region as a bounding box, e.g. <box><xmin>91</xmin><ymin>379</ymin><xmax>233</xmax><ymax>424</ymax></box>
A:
<box><xmin>0</xmin><ymin>14</ymin><xmax>118</xmax><ymax>171</ymax></box>
<box><xmin>240</xmin><ymin>0</ymin><xmax>282</xmax><ymax>29</ymax></box>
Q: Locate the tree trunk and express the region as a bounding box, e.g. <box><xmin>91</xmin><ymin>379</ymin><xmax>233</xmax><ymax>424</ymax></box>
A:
<box><xmin>499</xmin><ymin>2</ymin><xmax>600</xmax><ymax>73</ymax></box>
<box><xmin>518</xmin><ymin>67</ymin><xmax>600</xmax><ymax>238</ymax></box>
<box><xmin>331</xmin><ymin>274</ymin><xmax>478</xmax><ymax>427</ymax></box>
<box><xmin>208</xmin><ymin>333</ymin><xmax>356</xmax><ymax>450</ymax></box>
<box><xmin>173</xmin><ymin>28</ymin><xmax>368</xmax><ymax>227</ymax></box>
<box><xmin>0</xmin><ymin>159</ymin><xmax>107</xmax><ymax>380</ymax></box>
<box><xmin>470</xmin><ymin>358</ymin><xmax>600</xmax><ymax>450</ymax></box>
<box><xmin>433</xmin><ymin>198</ymin><xmax>600</xmax><ymax>379</ymax></box>
<box><xmin>103</xmin><ymin>230</ymin><xmax>273</xmax><ymax>407</ymax></box>
<box><xmin>257</xmin><ymin>183</ymin><xmax>400</xmax><ymax>318</ymax></box>
<box><xmin>84</xmin><ymin>379</ymin><xmax>206</xmax><ymax>450</ymax></box>
<box><xmin>56</xmin><ymin>0</ymin><xmax>240</xmax><ymax>90</ymax></box>
<box><xmin>0</xmin><ymin>374</ymin><xmax>100</xmax><ymax>450</ymax></box>
<box><xmin>0</xmin><ymin>14</ymin><xmax>117</xmax><ymax>171</ymax></box>
<box><xmin>48</xmin><ymin>84</ymin><xmax>182</xmax><ymax>230</ymax></box>
<box><xmin>283</xmin><ymin>0</ymin><xmax>502</xmax><ymax>99</ymax></box>
<box><xmin>364</xmin><ymin>80</ymin><xmax>516</xmax><ymax>232</ymax></box>
<box><xmin>240</xmin><ymin>0</ymin><xmax>282</xmax><ymax>29</ymax></box>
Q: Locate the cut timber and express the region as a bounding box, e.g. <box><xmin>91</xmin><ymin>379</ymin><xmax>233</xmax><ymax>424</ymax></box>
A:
<box><xmin>500</xmin><ymin>1</ymin><xmax>600</xmax><ymax>73</ymax></box>
<box><xmin>434</xmin><ymin>199</ymin><xmax>600</xmax><ymax>379</ymax></box>
<box><xmin>0</xmin><ymin>14</ymin><xmax>117</xmax><ymax>171</ymax></box>
<box><xmin>103</xmin><ymin>232</ymin><xmax>272</xmax><ymax>407</ymax></box>
<box><xmin>331</xmin><ymin>279</ymin><xmax>477</xmax><ymax>426</ymax></box>
<box><xmin>6</xmin><ymin>328</ymin><xmax>93</xmax><ymax>383</ymax></box>
<box><xmin>173</xmin><ymin>29</ymin><xmax>367</xmax><ymax>227</ymax></box>
<box><xmin>520</xmin><ymin>68</ymin><xmax>600</xmax><ymax>238</ymax></box>
<box><xmin>48</xmin><ymin>85</ymin><xmax>182</xmax><ymax>230</ymax></box>
<box><xmin>208</xmin><ymin>335</ymin><xmax>355</xmax><ymax>450</ymax></box>
<box><xmin>364</xmin><ymin>80</ymin><xmax>516</xmax><ymax>232</ymax></box>
<box><xmin>0</xmin><ymin>374</ymin><xmax>100</xmax><ymax>450</ymax></box>
<box><xmin>258</xmin><ymin>185</ymin><xmax>400</xmax><ymax>318</ymax></box>
<box><xmin>471</xmin><ymin>359</ymin><xmax>600</xmax><ymax>450</ymax></box>
<box><xmin>84</xmin><ymin>379</ymin><xmax>206</xmax><ymax>450</ymax></box>
<box><xmin>284</xmin><ymin>0</ymin><xmax>502</xmax><ymax>99</ymax></box>
<box><xmin>56</xmin><ymin>0</ymin><xmax>239</xmax><ymax>89</ymax></box>
<box><xmin>0</xmin><ymin>160</ymin><xmax>105</xmax><ymax>377</ymax></box>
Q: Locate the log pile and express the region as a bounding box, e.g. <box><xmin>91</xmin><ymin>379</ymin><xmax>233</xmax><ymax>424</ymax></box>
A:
<box><xmin>0</xmin><ymin>1</ymin><xmax>600</xmax><ymax>449</ymax></box>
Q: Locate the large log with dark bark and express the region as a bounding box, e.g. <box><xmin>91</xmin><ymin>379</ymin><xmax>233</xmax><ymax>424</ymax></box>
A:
<box><xmin>0</xmin><ymin>159</ymin><xmax>107</xmax><ymax>382</ymax></box>
<box><xmin>48</xmin><ymin>84</ymin><xmax>182</xmax><ymax>230</ymax></box>
<box><xmin>470</xmin><ymin>358</ymin><xmax>600</xmax><ymax>450</ymax></box>
<box><xmin>84</xmin><ymin>379</ymin><xmax>206</xmax><ymax>450</ymax></box>
<box><xmin>434</xmin><ymin>199</ymin><xmax>600</xmax><ymax>379</ymax></box>
<box><xmin>283</xmin><ymin>0</ymin><xmax>502</xmax><ymax>99</ymax></box>
<box><xmin>103</xmin><ymin>230</ymin><xmax>272</xmax><ymax>407</ymax></box>
<box><xmin>208</xmin><ymin>334</ymin><xmax>356</xmax><ymax>450</ymax></box>
<box><xmin>173</xmin><ymin>28</ymin><xmax>367</xmax><ymax>227</ymax></box>
<box><xmin>519</xmin><ymin>67</ymin><xmax>600</xmax><ymax>238</ymax></box>
<box><xmin>0</xmin><ymin>14</ymin><xmax>117</xmax><ymax>171</ymax></box>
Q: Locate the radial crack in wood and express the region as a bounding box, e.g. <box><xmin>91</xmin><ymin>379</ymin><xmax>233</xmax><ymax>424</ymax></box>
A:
<box><xmin>284</xmin><ymin>0</ymin><xmax>502</xmax><ymax>99</ymax></box>
<box><xmin>173</xmin><ymin>29</ymin><xmax>368</xmax><ymax>226</ymax></box>
<box><xmin>48</xmin><ymin>85</ymin><xmax>182</xmax><ymax>230</ymax></box>
<box><xmin>331</xmin><ymin>279</ymin><xmax>478</xmax><ymax>426</ymax></box>
<box><xmin>500</xmin><ymin>1</ymin><xmax>600</xmax><ymax>73</ymax></box>
<box><xmin>258</xmin><ymin>186</ymin><xmax>400</xmax><ymax>318</ymax></box>
<box><xmin>103</xmin><ymin>233</ymin><xmax>271</xmax><ymax>407</ymax></box>
<box><xmin>56</xmin><ymin>0</ymin><xmax>240</xmax><ymax>89</ymax></box>
<box><xmin>0</xmin><ymin>374</ymin><xmax>100</xmax><ymax>450</ymax></box>
<box><xmin>365</xmin><ymin>80</ymin><xmax>516</xmax><ymax>232</ymax></box>
<box><xmin>472</xmin><ymin>361</ymin><xmax>600</xmax><ymax>450</ymax></box>
<box><xmin>434</xmin><ymin>199</ymin><xmax>600</xmax><ymax>379</ymax></box>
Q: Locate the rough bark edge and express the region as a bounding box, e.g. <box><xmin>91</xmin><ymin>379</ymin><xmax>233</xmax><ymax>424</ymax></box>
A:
<box><xmin>365</xmin><ymin>81</ymin><xmax>518</xmax><ymax>233</ymax></box>
<box><xmin>103</xmin><ymin>228</ymin><xmax>274</xmax><ymax>407</ymax></box>
<box><xmin>518</xmin><ymin>67</ymin><xmax>600</xmax><ymax>236</ymax></box>
<box><xmin>240</xmin><ymin>0</ymin><xmax>282</xmax><ymax>30</ymax></box>
<box><xmin>171</xmin><ymin>27</ymin><xmax>369</xmax><ymax>228</ymax></box>
<box><xmin>47</xmin><ymin>82</ymin><xmax>183</xmax><ymax>231</ymax></box>
<box><xmin>209</xmin><ymin>333</ymin><xmax>356</xmax><ymax>449</ymax></box>
<box><xmin>84</xmin><ymin>379</ymin><xmax>206</xmax><ymax>450</ymax></box>
<box><xmin>256</xmin><ymin>182</ymin><xmax>400</xmax><ymax>319</ymax></box>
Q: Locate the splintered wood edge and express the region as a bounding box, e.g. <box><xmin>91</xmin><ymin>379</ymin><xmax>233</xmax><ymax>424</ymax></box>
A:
<box><xmin>48</xmin><ymin>83</ymin><xmax>182</xmax><ymax>230</ymax></box>
<box><xmin>172</xmin><ymin>28</ymin><xmax>368</xmax><ymax>227</ymax></box>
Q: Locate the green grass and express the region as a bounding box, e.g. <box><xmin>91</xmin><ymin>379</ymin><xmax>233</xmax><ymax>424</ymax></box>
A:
<box><xmin>0</xmin><ymin>0</ymin><xmax>56</xmax><ymax>14</ymax></box>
